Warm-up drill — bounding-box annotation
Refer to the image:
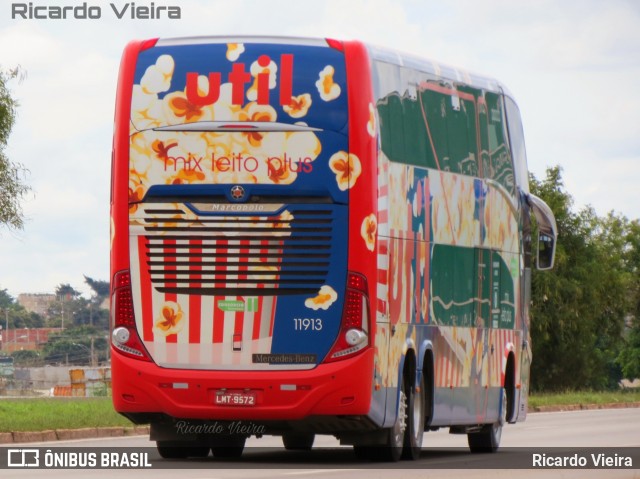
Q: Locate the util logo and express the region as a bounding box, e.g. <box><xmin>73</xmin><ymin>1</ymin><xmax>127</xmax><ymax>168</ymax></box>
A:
<box><xmin>186</xmin><ymin>54</ymin><xmax>293</xmax><ymax>107</ymax></box>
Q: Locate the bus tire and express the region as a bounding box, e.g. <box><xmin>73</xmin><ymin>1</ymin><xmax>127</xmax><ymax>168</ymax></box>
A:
<box><xmin>353</xmin><ymin>445</ymin><xmax>375</xmax><ymax>461</ymax></box>
<box><xmin>211</xmin><ymin>436</ymin><xmax>246</xmax><ymax>458</ymax></box>
<box><xmin>156</xmin><ymin>441</ymin><xmax>209</xmax><ymax>459</ymax></box>
<box><xmin>467</xmin><ymin>388</ymin><xmax>506</xmax><ymax>453</ymax></box>
<box><xmin>378</xmin><ymin>376</ymin><xmax>408</xmax><ymax>462</ymax></box>
<box><xmin>283</xmin><ymin>432</ymin><xmax>315</xmax><ymax>451</ymax></box>
<box><xmin>402</xmin><ymin>372</ymin><xmax>425</xmax><ymax>460</ymax></box>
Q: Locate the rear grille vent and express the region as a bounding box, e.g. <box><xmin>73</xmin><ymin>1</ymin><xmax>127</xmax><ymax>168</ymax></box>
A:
<box><xmin>139</xmin><ymin>206</ymin><xmax>335</xmax><ymax>296</ymax></box>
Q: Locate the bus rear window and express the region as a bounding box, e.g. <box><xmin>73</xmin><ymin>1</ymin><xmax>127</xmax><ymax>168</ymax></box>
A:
<box><xmin>131</xmin><ymin>40</ymin><xmax>348</xmax><ymax>134</ymax></box>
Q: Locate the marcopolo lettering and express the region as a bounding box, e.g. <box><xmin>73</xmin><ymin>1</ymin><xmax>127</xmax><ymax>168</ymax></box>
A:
<box><xmin>186</xmin><ymin>54</ymin><xmax>294</xmax><ymax>107</ymax></box>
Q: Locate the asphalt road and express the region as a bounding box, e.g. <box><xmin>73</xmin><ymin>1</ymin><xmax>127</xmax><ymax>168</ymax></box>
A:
<box><xmin>3</xmin><ymin>408</ymin><xmax>639</xmax><ymax>479</ymax></box>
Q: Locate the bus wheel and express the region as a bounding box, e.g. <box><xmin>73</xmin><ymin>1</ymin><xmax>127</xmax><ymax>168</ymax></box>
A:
<box><xmin>402</xmin><ymin>373</ymin><xmax>425</xmax><ymax>460</ymax></box>
<box><xmin>353</xmin><ymin>445</ymin><xmax>374</xmax><ymax>461</ymax></box>
<box><xmin>211</xmin><ymin>436</ymin><xmax>246</xmax><ymax>458</ymax></box>
<box><xmin>156</xmin><ymin>441</ymin><xmax>209</xmax><ymax>459</ymax></box>
<box><xmin>379</xmin><ymin>377</ymin><xmax>408</xmax><ymax>462</ymax></box>
<box><xmin>467</xmin><ymin>388</ymin><xmax>506</xmax><ymax>453</ymax></box>
<box><xmin>283</xmin><ymin>432</ymin><xmax>315</xmax><ymax>450</ymax></box>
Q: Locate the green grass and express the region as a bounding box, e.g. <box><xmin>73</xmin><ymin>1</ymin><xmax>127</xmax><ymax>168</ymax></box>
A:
<box><xmin>0</xmin><ymin>398</ymin><xmax>133</xmax><ymax>432</ymax></box>
<box><xmin>529</xmin><ymin>389</ymin><xmax>640</xmax><ymax>409</ymax></box>
<box><xmin>1</xmin><ymin>391</ymin><xmax>639</xmax><ymax>432</ymax></box>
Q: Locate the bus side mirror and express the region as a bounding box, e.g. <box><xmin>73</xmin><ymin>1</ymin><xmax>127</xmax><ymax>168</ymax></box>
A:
<box><xmin>537</xmin><ymin>232</ymin><xmax>555</xmax><ymax>270</ymax></box>
<box><xmin>526</xmin><ymin>193</ymin><xmax>557</xmax><ymax>271</ymax></box>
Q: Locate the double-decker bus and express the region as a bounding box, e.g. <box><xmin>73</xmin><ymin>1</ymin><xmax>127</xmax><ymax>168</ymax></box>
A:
<box><xmin>110</xmin><ymin>36</ymin><xmax>557</xmax><ymax>461</ymax></box>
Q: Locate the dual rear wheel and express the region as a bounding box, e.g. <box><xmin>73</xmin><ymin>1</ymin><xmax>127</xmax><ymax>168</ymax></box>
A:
<box><xmin>354</xmin><ymin>373</ymin><xmax>426</xmax><ymax>462</ymax></box>
<box><xmin>156</xmin><ymin>436</ymin><xmax>246</xmax><ymax>459</ymax></box>
<box><xmin>157</xmin><ymin>375</ymin><xmax>506</xmax><ymax>461</ymax></box>
<box><xmin>467</xmin><ymin>387</ymin><xmax>507</xmax><ymax>453</ymax></box>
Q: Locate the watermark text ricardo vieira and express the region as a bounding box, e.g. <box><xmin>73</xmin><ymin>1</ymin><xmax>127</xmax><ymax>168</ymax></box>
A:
<box><xmin>11</xmin><ymin>2</ymin><xmax>181</xmax><ymax>20</ymax></box>
<box><xmin>533</xmin><ymin>452</ymin><xmax>633</xmax><ymax>468</ymax></box>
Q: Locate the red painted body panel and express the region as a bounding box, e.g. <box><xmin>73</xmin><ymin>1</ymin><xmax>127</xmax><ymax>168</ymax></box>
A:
<box><xmin>112</xmin><ymin>346</ymin><xmax>374</xmax><ymax>420</ymax></box>
<box><xmin>111</xmin><ymin>38</ymin><xmax>377</xmax><ymax>423</ymax></box>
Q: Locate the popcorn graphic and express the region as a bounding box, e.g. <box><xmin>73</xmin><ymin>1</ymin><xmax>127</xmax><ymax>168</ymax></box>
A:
<box><xmin>140</xmin><ymin>54</ymin><xmax>174</xmax><ymax>94</ymax></box>
<box><xmin>367</xmin><ymin>103</ymin><xmax>377</xmax><ymax>137</ymax></box>
<box><xmin>154</xmin><ymin>301</ymin><xmax>184</xmax><ymax>336</ymax></box>
<box><xmin>305</xmin><ymin>286</ymin><xmax>338</xmax><ymax>311</ymax></box>
<box><xmin>284</xmin><ymin>93</ymin><xmax>312</xmax><ymax>118</ymax></box>
<box><xmin>329</xmin><ymin>151</ymin><xmax>361</xmax><ymax>191</ymax></box>
<box><xmin>226</xmin><ymin>43</ymin><xmax>245</xmax><ymax>61</ymax></box>
<box><xmin>316</xmin><ymin>65</ymin><xmax>341</xmax><ymax>101</ymax></box>
<box><xmin>361</xmin><ymin>213</ymin><xmax>377</xmax><ymax>252</ymax></box>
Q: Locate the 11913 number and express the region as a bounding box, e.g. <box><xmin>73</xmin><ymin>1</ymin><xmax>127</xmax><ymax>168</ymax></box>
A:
<box><xmin>293</xmin><ymin>318</ymin><xmax>323</xmax><ymax>331</ymax></box>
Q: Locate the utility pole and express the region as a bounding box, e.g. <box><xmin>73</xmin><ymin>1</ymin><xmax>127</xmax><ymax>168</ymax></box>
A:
<box><xmin>0</xmin><ymin>309</ymin><xmax>7</xmax><ymax>351</ymax></box>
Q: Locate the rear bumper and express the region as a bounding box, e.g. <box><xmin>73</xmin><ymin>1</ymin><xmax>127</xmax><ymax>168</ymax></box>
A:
<box><xmin>112</xmin><ymin>347</ymin><xmax>374</xmax><ymax>421</ymax></box>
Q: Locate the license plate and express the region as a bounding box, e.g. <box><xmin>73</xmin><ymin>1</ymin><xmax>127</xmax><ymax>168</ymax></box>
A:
<box><xmin>214</xmin><ymin>390</ymin><xmax>256</xmax><ymax>407</ymax></box>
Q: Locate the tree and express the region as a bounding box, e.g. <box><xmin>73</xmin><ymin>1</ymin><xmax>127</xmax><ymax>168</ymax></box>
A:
<box><xmin>0</xmin><ymin>287</ymin><xmax>44</xmax><ymax>329</ymax></box>
<box><xmin>84</xmin><ymin>276</ymin><xmax>109</xmax><ymax>300</ymax></box>
<box><xmin>47</xmin><ymin>282</ymin><xmax>109</xmax><ymax>329</ymax></box>
<box><xmin>0</xmin><ymin>67</ymin><xmax>30</xmax><ymax>230</ymax></box>
<box><xmin>617</xmin><ymin>220</ymin><xmax>640</xmax><ymax>380</ymax></box>
<box><xmin>44</xmin><ymin>326</ymin><xmax>108</xmax><ymax>365</ymax></box>
<box><xmin>43</xmin><ymin>339</ymin><xmax>92</xmax><ymax>365</ymax></box>
<box><xmin>0</xmin><ymin>288</ymin><xmax>13</xmax><ymax>309</ymax></box>
<box><xmin>529</xmin><ymin>167</ymin><xmax>627</xmax><ymax>391</ymax></box>
<box><xmin>11</xmin><ymin>349</ymin><xmax>42</xmax><ymax>367</ymax></box>
<box><xmin>618</xmin><ymin>319</ymin><xmax>640</xmax><ymax>380</ymax></box>
<box><xmin>55</xmin><ymin>283</ymin><xmax>81</xmax><ymax>301</ymax></box>
<box><xmin>81</xmin><ymin>276</ymin><xmax>110</xmax><ymax>329</ymax></box>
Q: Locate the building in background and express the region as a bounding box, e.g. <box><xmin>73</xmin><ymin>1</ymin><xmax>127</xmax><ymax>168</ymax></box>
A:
<box><xmin>0</xmin><ymin>328</ymin><xmax>62</xmax><ymax>353</ymax></box>
<box><xmin>17</xmin><ymin>293</ymin><xmax>56</xmax><ymax>317</ymax></box>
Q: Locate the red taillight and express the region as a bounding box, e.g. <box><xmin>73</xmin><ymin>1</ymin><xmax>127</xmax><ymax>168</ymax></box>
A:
<box><xmin>324</xmin><ymin>272</ymin><xmax>371</xmax><ymax>362</ymax></box>
<box><xmin>111</xmin><ymin>270</ymin><xmax>151</xmax><ymax>361</ymax></box>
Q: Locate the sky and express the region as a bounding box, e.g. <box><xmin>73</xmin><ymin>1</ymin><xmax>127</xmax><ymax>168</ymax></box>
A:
<box><xmin>0</xmin><ymin>0</ymin><xmax>638</xmax><ymax>298</ymax></box>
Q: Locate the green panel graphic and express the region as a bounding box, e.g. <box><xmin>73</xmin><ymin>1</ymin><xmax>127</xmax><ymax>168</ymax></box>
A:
<box><xmin>431</xmin><ymin>244</ymin><xmax>476</xmax><ymax>327</ymax></box>
<box><xmin>376</xmin><ymin>75</ymin><xmax>487</xmax><ymax>175</ymax></box>
<box><xmin>431</xmin><ymin>245</ymin><xmax>515</xmax><ymax>329</ymax></box>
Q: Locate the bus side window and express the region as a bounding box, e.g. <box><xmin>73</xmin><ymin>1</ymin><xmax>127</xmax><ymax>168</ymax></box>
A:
<box><xmin>527</xmin><ymin>193</ymin><xmax>558</xmax><ymax>271</ymax></box>
<box><xmin>537</xmin><ymin>233</ymin><xmax>555</xmax><ymax>270</ymax></box>
<box><xmin>503</xmin><ymin>96</ymin><xmax>528</xmax><ymax>195</ymax></box>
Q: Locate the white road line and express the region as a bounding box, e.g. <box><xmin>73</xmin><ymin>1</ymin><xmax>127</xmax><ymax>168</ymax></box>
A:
<box><xmin>282</xmin><ymin>470</ymin><xmax>357</xmax><ymax>476</ymax></box>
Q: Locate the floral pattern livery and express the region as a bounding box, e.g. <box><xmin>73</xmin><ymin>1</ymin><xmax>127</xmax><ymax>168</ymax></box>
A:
<box><xmin>154</xmin><ymin>301</ymin><xmax>184</xmax><ymax>337</ymax></box>
<box><xmin>284</xmin><ymin>93</ymin><xmax>312</xmax><ymax>118</ymax></box>
<box><xmin>361</xmin><ymin>214</ymin><xmax>377</xmax><ymax>252</ymax></box>
<box><xmin>305</xmin><ymin>286</ymin><xmax>338</xmax><ymax>311</ymax></box>
<box><xmin>127</xmin><ymin>42</ymin><xmax>350</xmax><ymax>369</ymax></box>
<box><xmin>226</xmin><ymin>43</ymin><xmax>245</xmax><ymax>61</ymax></box>
<box><xmin>316</xmin><ymin>65</ymin><xmax>341</xmax><ymax>101</ymax></box>
<box><xmin>367</xmin><ymin>103</ymin><xmax>377</xmax><ymax>137</ymax></box>
<box><xmin>329</xmin><ymin>151</ymin><xmax>361</xmax><ymax>191</ymax></box>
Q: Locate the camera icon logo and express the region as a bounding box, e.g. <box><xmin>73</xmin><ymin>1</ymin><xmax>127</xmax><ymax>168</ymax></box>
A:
<box><xmin>7</xmin><ymin>449</ymin><xmax>40</xmax><ymax>467</ymax></box>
